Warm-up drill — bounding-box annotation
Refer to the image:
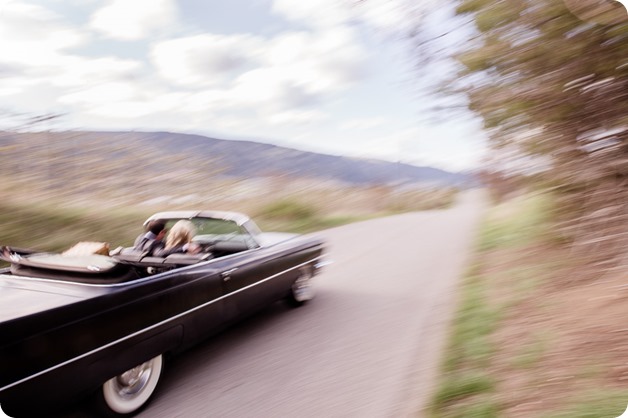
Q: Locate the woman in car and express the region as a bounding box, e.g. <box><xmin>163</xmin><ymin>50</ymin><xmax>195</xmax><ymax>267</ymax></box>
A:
<box><xmin>153</xmin><ymin>220</ymin><xmax>200</xmax><ymax>257</ymax></box>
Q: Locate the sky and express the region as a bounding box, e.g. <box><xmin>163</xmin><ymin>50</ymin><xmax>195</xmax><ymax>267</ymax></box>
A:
<box><xmin>0</xmin><ymin>0</ymin><xmax>488</xmax><ymax>172</ymax></box>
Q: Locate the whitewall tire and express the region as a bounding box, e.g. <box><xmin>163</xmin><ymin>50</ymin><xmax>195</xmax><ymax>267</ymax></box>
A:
<box><xmin>98</xmin><ymin>354</ymin><xmax>163</xmax><ymax>416</ymax></box>
<box><xmin>287</xmin><ymin>266</ymin><xmax>315</xmax><ymax>307</ymax></box>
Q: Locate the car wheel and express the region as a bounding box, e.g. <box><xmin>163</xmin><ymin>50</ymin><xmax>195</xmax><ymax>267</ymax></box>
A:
<box><xmin>287</xmin><ymin>265</ymin><xmax>315</xmax><ymax>307</ymax></box>
<box><xmin>96</xmin><ymin>354</ymin><xmax>163</xmax><ymax>417</ymax></box>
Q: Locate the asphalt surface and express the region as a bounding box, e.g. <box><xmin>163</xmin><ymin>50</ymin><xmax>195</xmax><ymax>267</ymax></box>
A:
<box><xmin>57</xmin><ymin>191</ymin><xmax>485</xmax><ymax>418</ymax></box>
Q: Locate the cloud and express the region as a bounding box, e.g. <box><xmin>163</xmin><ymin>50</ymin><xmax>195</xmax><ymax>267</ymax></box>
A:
<box><xmin>0</xmin><ymin>2</ymin><xmax>139</xmax><ymax>87</ymax></box>
<box><xmin>271</xmin><ymin>0</ymin><xmax>355</xmax><ymax>28</ymax></box>
<box><xmin>89</xmin><ymin>0</ymin><xmax>179</xmax><ymax>41</ymax></box>
<box><xmin>151</xmin><ymin>34</ymin><xmax>264</xmax><ymax>86</ymax></box>
<box><xmin>0</xmin><ymin>1</ymin><xmax>88</xmax><ymax>68</ymax></box>
<box><xmin>271</xmin><ymin>0</ymin><xmax>426</xmax><ymax>33</ymax></box>
<box><xmin>265</xmin><ymin>28</ymin><xmax>367</xmax><ymax>92</ymax></box>
<box><xmin>0</xmin><ymin>0</ymin><xmax>369</xmax><ymax>131</ymax></box>
<box><xmin>57</xmin><ymin>78</ymin><xmax>195</xmax><ymax>120</ymax></box>
<box><xmin>0</xmin><ymin>1</ymin><xmax>143</xmax><ymax>114</ymax></box>
<box><xmin>59</xmin><ymin>82</ymin><xmax>142</xmax><ymax>106</ymax></box>
<box><xmin>268</xmin><ymin>109</ymin><xmax>327</xmax><ymax>125</ymax></box>
<box><xmin>355</xmin><ymin>0</ymin><xmax>417</xmax><ymax>33</ymax></box>
<box><xmin>50</xmin><ymin>57</ymin><xmax>143</xmax><ymax>87</ymax></box>
<box><xmin>151</xmin><ymin>27</ymin><xmax>366</xmax><ymax>117</ymax></box>
<box><xmin>0</xmin><ymin>1</ymin><xmax>137</xmax><ymax>114</ymax></box>
<box><xmin>0</xmin><ymin>0</ymin><xmax>440</xmax><ymax>160</ymax></box>
<box><xmin>341</xmin><ymin>117</ymin><xmax>388</xmax><ymax>130</ymax></box>
<box><xmin>227</xmin><ymin>67</ymin><xmax>320</xmax><ymax>111</ymax></box>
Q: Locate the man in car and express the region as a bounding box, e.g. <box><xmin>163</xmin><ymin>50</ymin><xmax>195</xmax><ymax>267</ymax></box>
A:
<box><xmin>133</xmin><ymin>220</ymin><xmax>167</xmax><ymax>255</ymax></box>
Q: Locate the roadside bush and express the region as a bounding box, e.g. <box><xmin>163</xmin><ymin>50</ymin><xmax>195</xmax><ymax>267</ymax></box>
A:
<box><xmin>256</xmin><ymin>199</ymin><xmax>318</xmax><ymax>220</ymax></box>
<box><xmin>0</xmin><ymin>201</ymin><xmax>149</xmax><ymax>252</ymax></box>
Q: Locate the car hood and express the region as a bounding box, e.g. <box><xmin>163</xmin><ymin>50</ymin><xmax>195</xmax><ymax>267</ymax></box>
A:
<box><xmin>256</xmin><ymin>232</ymin><xmax>299</xmax><ymax>247</ymax></box>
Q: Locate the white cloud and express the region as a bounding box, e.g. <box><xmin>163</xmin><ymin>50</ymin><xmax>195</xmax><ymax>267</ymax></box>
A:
<box><xmin>150</xmin><ymin>27</ymin><xmax>366</xmax><ymax>119</ymax></box>
<box><xmin>268</xmin><ymin>109</ymin><xmax>327</xmax><ymax>125</ymax></box>
<box><xmin>0</xmin><ymin>1</ymin><xmax>143</xmax><ymax>115</ymax></box>
<box><xmin>49</xmin><ymin>57</ymin><xmax>143</xmax><ymax>87</ymax></box>
<box><xmin>151</xmin><ymin>27</ymin><xmax>366</xmax><ymax>93</ymax></box>
<box><xmin>59</xmin><ymin>82</ymin><xmax>140</xmax><ymax>105</ymax></box>
<box><xmin>271</xmin><ymin>0</ymin><xmax>355</xmax><ymax>28</ymax></box>
<box><xmin>151</xmin><ymin>34</ymin><xmax>264</xmax><ymax>86</ymax></box>
<box><xmin>0</xmin><ymin>1</ymin><xmax>88</xmax><ymax>67</ymax></box>
<box><xmin>0</xmin><ymin>1</ymin><xmax>368</xmax><ymax>133</ymax></box>
<box><xmin>341</xmin><ymin>117</ymin><xmax>388</xmax><ymax>130</ymax></box>
<box><xmin>173</xmin><ymin>90</ymin><xmax>225</xmax><ymax>113</ymax></box>
<box><xmin>56</xmin><ymin>76</ymin><xmax>210</xmax><ymax>121</ymax></box>
<box><xmin>0</xmin><ymin>85</ymin><xmax>22</xmax><ymax>96</ymax></box>
<box><xmin>356</xmin><ymin>0</ymin><xmax>415</xmax><ymax>32</ymax></box>
<box><xmin>0</xmin><ymin>1</ymin><xmax>480</xmax><ymax>170</ymax></box>
<box><xmin>89</xmin><ymin>0</ymin><xmax>179</xmax><ymax>41</ymax></box>
<box><xmin>265</xmin><ymin>28</ymin><xmax>366</xmax><ymax>92</ymax></box>
<box><xmin>271</xmin><ymin>0</ymin><xmax>429</xmax><ymax>33</ymax></box>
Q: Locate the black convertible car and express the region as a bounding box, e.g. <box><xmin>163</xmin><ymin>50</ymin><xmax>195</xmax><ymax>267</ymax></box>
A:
<box><xmin>0</xmin><ymin>211</ymin><xmax>326</xmax><ymax>417</ymax></box>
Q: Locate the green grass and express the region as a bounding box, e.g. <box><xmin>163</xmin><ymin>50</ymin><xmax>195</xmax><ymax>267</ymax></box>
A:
<box><xmin>450</xmin><ymin>399</ymin><xmax>500</xmax><ymax>418</ymax></box>
<box><xmin>0</xmin><ymin>199</ymin><xmax>347</xmax><ymax>252</ymax></box>
<box><xmin>432</xmin><ymin>371</ymin><xmax>495</xmax><ymax>407</ymax></box>
<box><xmin>253</xmin><ymin>192</ymin><xmax>459</xmax><ymax>235</ymax></box>
<box><xmin>0</xmin><ymin>184</ymin><xmax>459</xmax><ymax>245</ymax></box>
<box><xmin>510</xmin><ymin>331</ymin><xmax>550</xmax><ymax>369</ymax></box>
<box><xmin>255</xmin><ymin>199</ymin><xmax>318</xmax><ymax>221</ymax></box>
<box><xmin>444</xmin><ymin>279</ymin><xmax>499</xmax><ymax>371</ymax></box>
<box><xmin>0</xmin><ymin>196</ymin><xmax>390</xmax><ymax>253</ymax></box>
<box><xmin>542</xmin><ymin>390</ymin><xmax>628</xmax><ymax>418</ymax></box>
<box><xmin>255</xmin><ymin>198</ymin><xmax>377</xmax><ymax>234</ymax></box>
<box><xmin>384</xmin><ymin>188</ymin><xmax>458</xmax><ymax>213</ymax></box>
<box><xmin>429</xmin><ymin>191</ymin><xmax>628</xmax><ymax>417</ymax></box>
<box><xmin>0</xmin><ymin>202</ymin><xmax>152</xmax><ymax>252</ymax></box>
<box><xmin>478</xmin><ymin>193</ymin><xmax>553</xmax><ymax>251</ymax></box>
<box><xmin>430</xmin><ymin>193</ymin><xmax>555</xmax><ymax>417</ymax></box>
<box><xmin>433</xmin><ymin>271</ymin><xmax>499</xmax><ymax>416</ymax></box>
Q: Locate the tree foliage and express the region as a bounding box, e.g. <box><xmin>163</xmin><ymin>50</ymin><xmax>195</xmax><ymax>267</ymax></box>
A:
<box><xmin>448</xmin><ymin>0</ymin><xmax>628</xmax><ymax>272</ymax></box>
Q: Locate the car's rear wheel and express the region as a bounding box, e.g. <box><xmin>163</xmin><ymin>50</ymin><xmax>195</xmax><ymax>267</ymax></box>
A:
<box><xmin>287</xmin><ymin>265</ymin><xmax>315</xmax><ymax>307</ymax></box>
<box><xmin>95</xmin><ymin>354</ymin><xmax>163</xmax><ymax>417</ymax></box>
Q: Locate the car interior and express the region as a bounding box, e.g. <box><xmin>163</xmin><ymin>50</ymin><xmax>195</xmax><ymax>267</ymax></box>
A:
<box><xmin>0</xmin><ymin>217</ymin><xmax>259</xmax><ymax>282</ymax></box>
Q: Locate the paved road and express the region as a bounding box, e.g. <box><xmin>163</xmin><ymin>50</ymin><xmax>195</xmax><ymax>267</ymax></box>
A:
<box><xmin>126</xmin><ymin>191</ymin><xmax>485</xmax><ymax>418</ymax></box>
<box><xmin>46</xmin><ymin>192</ymin><xmax>482</xmax><ymax>418</ymax></box>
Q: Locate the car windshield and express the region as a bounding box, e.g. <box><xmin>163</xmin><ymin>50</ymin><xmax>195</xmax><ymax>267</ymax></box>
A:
<box><xmin>165</xmin><ymin>217</ymin><xmax>258</xmax><ymax>249</ymax></box>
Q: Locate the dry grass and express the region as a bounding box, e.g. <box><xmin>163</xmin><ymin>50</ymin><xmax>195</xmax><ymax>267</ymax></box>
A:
<box><xmin>430</xmin><ymin>192</ymin><xmax>628</xmax><ymax>417</ymax></box>
<box><xmin>0</xmin><ymin>185</ymin><xmax>457</xmax><ymax>252</ymax></box>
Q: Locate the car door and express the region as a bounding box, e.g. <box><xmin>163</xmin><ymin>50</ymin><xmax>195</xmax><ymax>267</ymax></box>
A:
<box><xmin>217</xmin><ymin>249</ymin><xmax>289</xmax><ymax>320</ymax></box>
<box><xmin>166</xmin><ymin>267</ymin><xmax>227</xmax><ymax>347</ymax></box>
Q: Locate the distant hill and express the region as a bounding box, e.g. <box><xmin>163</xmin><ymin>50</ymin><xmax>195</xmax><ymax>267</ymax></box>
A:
<box><xmin>106</xmin><ymin>131</ymin><xmax>470</xmax><ymax>186</ymax></box>
<box><xmin>0</xmin><ymin>130</ymin><xmax>472</xmax><ymax>188</ymax></box>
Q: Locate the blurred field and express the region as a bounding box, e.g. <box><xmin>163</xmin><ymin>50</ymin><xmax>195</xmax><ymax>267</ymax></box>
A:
<box><xmin>430</xmin><ymin>192</ymin><xmax>628</xmax><ymax>417</ymax></box>
<box><xmin>0</xmin><ymin>129</ymin><xmax>461</xmax><ymax>251</ymax></box>
<box><xmin>0</xmin><ymin>185</ymin><xmax>457</xmax><ymax>253</ymax></box>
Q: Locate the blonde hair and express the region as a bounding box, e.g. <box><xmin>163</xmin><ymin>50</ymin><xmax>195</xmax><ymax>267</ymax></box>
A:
<box><xmin>165</xmin><ymin>220</ymin><xmax>196</xmax><ymax>249</ymax></box>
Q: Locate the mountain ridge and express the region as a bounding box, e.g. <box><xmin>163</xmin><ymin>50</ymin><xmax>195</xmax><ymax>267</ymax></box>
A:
<box><xmin>0</xmin><ymin>130</ymin><xmax>471</xmax><ymax>188</ymax></box>
<box><xmin>110</xmin><ymin>130</ymin><xmax>471</xmax><ymax>186</ymax></box>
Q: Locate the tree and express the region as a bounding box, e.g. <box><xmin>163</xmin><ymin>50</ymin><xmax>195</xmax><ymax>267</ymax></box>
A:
<box><xmin>441</xmin><ymin>0</ymin><xmax>628</xmax><ymax>273</ymax></box>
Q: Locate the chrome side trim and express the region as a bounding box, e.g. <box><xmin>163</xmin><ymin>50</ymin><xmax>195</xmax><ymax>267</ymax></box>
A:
<box><xmin>0</xmin><ymin>256</ymin><xmax>323</xmax><ymax>393</ymax></box>
<box><xmin>314</xmin><ymin>260</ymin><xmax>333</xmax><ymax>269</ymax></box>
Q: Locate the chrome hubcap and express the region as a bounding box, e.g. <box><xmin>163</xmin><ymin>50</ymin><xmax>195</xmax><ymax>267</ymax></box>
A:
<box><xmin>102</xmin><ymin>354</ymin><xmax>163</xmax><ymax>415</ymax></box>
<box><xmin>114</xmin><ymin>361</ymin><xmax>152</xmax><ymax>397</ymax></box>
<box><xmin>293</xmin><ymin>267</ymin><xmax>314</xmax><ymax>302</ymax></box>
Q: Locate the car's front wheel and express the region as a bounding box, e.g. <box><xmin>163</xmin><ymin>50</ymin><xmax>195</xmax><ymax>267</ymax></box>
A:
<box><xmin>95</xmin><ymin>354</ymin><xmax>163</xmax><ymax>417</ymax></box>
<box><xmin>287</xmin><ymin>265</ymin><xmax>315</xmax><ymax>307</ymax></box>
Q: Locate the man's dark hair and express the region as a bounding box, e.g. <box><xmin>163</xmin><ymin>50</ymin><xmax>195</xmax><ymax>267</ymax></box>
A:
<box><xmin>148</xmin><ymin>220</ymin><xmax>166</xmax><ymax>235</ymax></box>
